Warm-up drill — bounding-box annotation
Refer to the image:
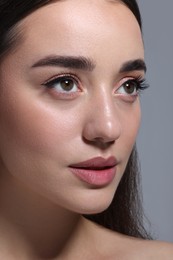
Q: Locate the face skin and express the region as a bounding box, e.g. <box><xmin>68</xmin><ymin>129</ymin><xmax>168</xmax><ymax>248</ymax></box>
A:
<box><xmin>0</xmin><ymin>0</ymin><xmax>144</xmax><ymax>215</ymax></box>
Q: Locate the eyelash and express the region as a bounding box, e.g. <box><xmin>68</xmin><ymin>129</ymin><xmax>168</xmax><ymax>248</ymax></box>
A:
<box><xmin>134</xmin><ymin>76</ymin><xmax>149</xmax><ymax>91</ymax></box>
<box><xmin>43</xmin><ymin>73</ymin><xmax>80</xmax><ymax>88</ymax></box>
<box><xmin>119</xmin><ymin>76</ymin><xmax>149</xmax><ymax>94</ymax></box>
<box><xmin>42</xmin><ymin>73</ymin><xmax>81</xmax><ymax>98</ymax></box>
<box><xmin>42</xmin><ymin>73</ymin><xmax>149</xmax><ymax>98</ymax></box>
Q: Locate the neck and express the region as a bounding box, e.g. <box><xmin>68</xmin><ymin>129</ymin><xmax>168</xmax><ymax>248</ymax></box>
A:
<box><xmin>0</xmin><ymin>170</ymin><xmax>80</xmax><ymax>259</ymax></box>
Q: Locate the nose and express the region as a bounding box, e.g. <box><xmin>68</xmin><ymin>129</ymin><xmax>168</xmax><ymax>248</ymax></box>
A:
<box><xmin>82</xmin><ymin>89</ymin><xmax>121</xmax><ymax>147</ymax></box>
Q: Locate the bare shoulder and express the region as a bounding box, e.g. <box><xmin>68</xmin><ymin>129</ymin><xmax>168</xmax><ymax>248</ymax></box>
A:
<box><xmin>104</xmin><ymin>229</ymin><xmax>173</xmax><ymax>259</ymax></box>
<box><xmin>139</xmin><ymin>239</ymin><xmax>173</xmax><ymax>259</ymax></box>
<box><xmin>82</xmin><ymin>219</ymin><xmax>173</xmax><ymax>260</ymax></box>
<box><xmin>115</xmin><ymin>234</ymin><xmax>173</xmax><ymax>260</ymax></box>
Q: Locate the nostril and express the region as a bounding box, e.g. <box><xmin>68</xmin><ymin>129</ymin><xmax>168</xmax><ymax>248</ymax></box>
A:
<box><xmin>83</xmin><ymin>136</ymin><xmax>115</xmax><ymax>149</ymax></box>
<box><xmin>94</xmin><ymin>137</ymin><xmax>115</xmax><ymax>144</ymax></box>
<box><xmin>94</xmin><ymin>138</ymin><xmax>115</xmax><ymax>148</ymax></box>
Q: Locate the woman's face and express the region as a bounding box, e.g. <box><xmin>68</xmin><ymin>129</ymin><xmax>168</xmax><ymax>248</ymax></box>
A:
<box><xmin>0</xmin><ymin>0</ymin><xmax>145</xmax><ymax>214</ymax></box>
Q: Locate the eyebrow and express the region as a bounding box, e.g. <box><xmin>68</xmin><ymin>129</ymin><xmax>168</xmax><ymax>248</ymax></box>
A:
<box><xmin>31</xmin><ymin>55</ymin><xmax>95</xmax><ymax>71</ymax></box>
<box><xmin>31</xmin><ymin>55</ymin><xmax>146</xmax><ymax>73</ymax></box>
<box><xmin>119</xmin><ymin>59</ymin><xmax>147</xmax><ymax>73</ymax></box>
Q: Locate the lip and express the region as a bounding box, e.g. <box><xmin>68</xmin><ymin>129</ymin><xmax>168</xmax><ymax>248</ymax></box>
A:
<box><xmin>69</xmin><ymin>156</ymin><xmax>117</xmax><ymax>186</ymax></box>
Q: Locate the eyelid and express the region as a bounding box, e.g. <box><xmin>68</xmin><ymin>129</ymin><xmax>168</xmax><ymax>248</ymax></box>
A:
<box><xmin>41</xmin><ymin>72</ymin><xmax>84</xmax><ymax>100</ymax></box>
<box><xmin>113</xmin><ymin>76</ymin><xmax>148</xmax><ymax>103</ymax></box>
<box><xmin>117</xmin><ymin>75</ymin><xmax>144</xmax><ymax>86</ymax></box>
<box><xmin>42</xmin><ymin>72</ymin><xmax>81</xmax><ymax>88</ymax></box>
<box><xmin>116</xmin><ymin>75</ymin><xmax>147</xmax><ymax>90</ymax></box>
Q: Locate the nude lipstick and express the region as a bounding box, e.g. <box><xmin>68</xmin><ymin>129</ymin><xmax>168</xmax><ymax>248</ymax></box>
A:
<box><xmin>69</xmin><ymin>156</ymin><xmax>117</xmax><ymax>186</ymax></box>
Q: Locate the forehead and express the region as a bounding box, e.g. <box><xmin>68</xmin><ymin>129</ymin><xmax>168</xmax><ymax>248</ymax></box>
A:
<box><xmin>12</xmin><ymin>0</ymin><xmax>144</xmax><ymax>66</ymax></box>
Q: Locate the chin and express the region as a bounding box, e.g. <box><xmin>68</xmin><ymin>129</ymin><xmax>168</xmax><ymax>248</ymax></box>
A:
<box><xmin>71</xmin><ymin>191</ymin><xmax>114</xmax><ymax>215</ymax></box>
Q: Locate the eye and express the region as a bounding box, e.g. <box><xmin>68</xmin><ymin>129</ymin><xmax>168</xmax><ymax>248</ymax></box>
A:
<box><xmin>43</xmin><ymin>75</ymin><xmax>80</xmax><ymax>94</ymax></box>
<box><xmin>117</xmin><ymin>79</ymin><xmax>140</xmax><ymax>96</ymax></box>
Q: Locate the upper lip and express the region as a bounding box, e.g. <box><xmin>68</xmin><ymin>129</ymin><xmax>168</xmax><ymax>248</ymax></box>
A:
<box><xmin>69</xmin><ymin>156</ymin><xmax>117</xmax><ymax>169</ymax></box>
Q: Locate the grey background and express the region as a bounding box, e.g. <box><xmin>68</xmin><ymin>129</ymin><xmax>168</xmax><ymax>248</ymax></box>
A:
<box><xmin>137</xmin><ymin>1</ymin><xmax>173</xmax><ymax>242</ymax></box>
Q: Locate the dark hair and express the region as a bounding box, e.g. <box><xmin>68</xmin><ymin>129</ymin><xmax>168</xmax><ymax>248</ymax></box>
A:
<box><xmin>0</xmin><ymin>0</ymin><xmax>151</xmax><ymax>239</ymax></box>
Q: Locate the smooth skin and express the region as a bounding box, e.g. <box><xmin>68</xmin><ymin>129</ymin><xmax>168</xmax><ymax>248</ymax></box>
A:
<box><xmin>0</xmin><ymin>0</ymin><xmax>172</xmax><ymax>259</ymax></box>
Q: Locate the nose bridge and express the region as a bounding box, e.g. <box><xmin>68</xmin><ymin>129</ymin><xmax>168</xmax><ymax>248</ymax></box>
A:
<box><xmin>83</xmin><ymin>86</ymin><xmax>121</xmax><ymax>143</ymax></box>
<box><xmin>95</xmin><ymin>87</ymin><xmax>115</xmax><ymax>129</ymax></box>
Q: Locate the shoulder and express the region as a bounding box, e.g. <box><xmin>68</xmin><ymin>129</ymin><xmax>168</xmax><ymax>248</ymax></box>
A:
<box><xmin>139</xmin><ymin>239</ymin><xmax>173</xmax><ymax>259</ymax></box>
<box><xmin>82</xmin><ymin>219</ymin><xmax>173</xmax><ymax>259</ymax></box>
<box><xmin>106</xmin><ymin>230</ymin><xmax>173</xmax><ymax>259</ymax></box>
<box><xmin>117</xmin><ymin>236</ymin><xmax>173</xmax><ymax>259</ymax></box>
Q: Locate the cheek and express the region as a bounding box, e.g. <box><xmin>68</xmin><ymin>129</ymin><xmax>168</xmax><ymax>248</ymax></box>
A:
<box><xmin>114</xmin><ymin>102</ymin><xmax>141</xmax><ymax>181</ymax></box>
<box><xmin>125</xmin><ymin>103</ymin><xmax>141</xmax><ymax>138</ymax></box>
<box><xmin>119</xmin><ymin>101</ymin><xmax>141</xmax><ymax>155</ymax></box>
<box><xmin>0</xmin><ymin>87</ymin><xmax>82</xmax><ymax>168</ymax></box>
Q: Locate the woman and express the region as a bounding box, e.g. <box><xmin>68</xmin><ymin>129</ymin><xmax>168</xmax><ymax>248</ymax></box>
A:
<box><xmin>0</xmin><ymin>0</ymin><xmax>172</xmax><ymax>259</ymax></box>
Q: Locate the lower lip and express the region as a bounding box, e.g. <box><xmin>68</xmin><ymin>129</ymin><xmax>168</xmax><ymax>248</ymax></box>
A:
<box><xmin>69</xmin><ymin>166</ymin><xmax>116</xmax><ymax>186</ymax></box>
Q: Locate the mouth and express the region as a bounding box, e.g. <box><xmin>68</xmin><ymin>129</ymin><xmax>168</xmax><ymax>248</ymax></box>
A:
<box><xmin>69</xmin><ymin>156</ymin><xmax>117</xmax><ymax>186</ymax></box>
<box><xmin>69</xmin><ymin>156</ymin><xmax>117</xmax><ymax>169</ymax></box>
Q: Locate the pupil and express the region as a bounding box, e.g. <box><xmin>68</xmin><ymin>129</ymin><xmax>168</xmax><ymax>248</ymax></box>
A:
<box><xmin>61</xmin><ymin>79</ymin><xmax>74</xmax><ymax>91</ymax></box>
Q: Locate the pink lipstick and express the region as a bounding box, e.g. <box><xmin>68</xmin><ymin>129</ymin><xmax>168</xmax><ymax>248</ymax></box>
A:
<box><xmin>69</xmin><ymin>156</ymin><xmax>117</xmax><ymax>186</ymax></box>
